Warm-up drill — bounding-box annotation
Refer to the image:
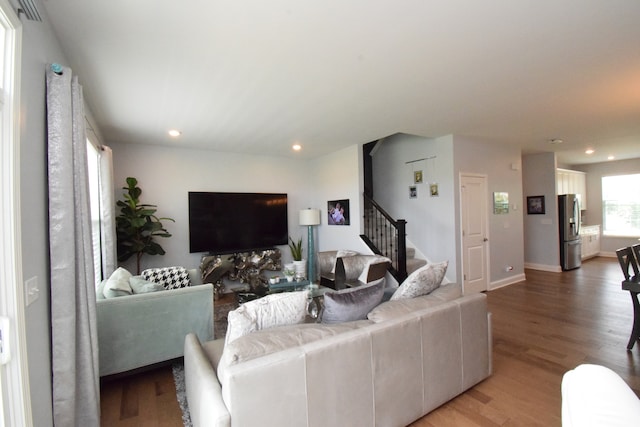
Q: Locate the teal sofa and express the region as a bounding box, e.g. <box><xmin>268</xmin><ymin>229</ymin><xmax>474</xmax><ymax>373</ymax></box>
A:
<box><xmin>96</xmin><ymin>269</ymin><xmax>214</xmax><ymax>376</ymax></box>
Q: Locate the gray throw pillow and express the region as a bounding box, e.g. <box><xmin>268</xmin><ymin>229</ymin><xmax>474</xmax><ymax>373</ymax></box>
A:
<box><xmin>321</xmin><ymin>278</ymin><xmax>385</xmax><ymax>324</ymax></box>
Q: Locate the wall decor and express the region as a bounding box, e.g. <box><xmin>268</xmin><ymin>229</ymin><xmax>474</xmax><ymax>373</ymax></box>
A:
<box><xmin>409</xmin><ymin>186</ymin><xmax>417</xmax><ymax>199</ymax></box>
<box><xmin>327</xmin><ymin>199</ymin><xmax>350</xmax><ymax>225</ymax></box>
<box><xmin>414</xmin><ymin>170</ymin><xmax>423</xmax><ymax>184</ymax></box>
<box><xmin>430</xmin><ymin>183</ymin><xmax>439</xmax><ymax>197</ymax></box>
<box><xmin>527</xmin><ymin>195</ymin><xmax>545</xmax><ymax>214</ymax></box>
<box><xmin>493</xmin><ymin>192</ymin><xmax>509</xmax><ymax>214</ymax></box>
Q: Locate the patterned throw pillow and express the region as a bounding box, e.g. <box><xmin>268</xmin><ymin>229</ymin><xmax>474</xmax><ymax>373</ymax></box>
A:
<box><xmin>224</xmin><ymin>290</ymin><xmax>310</xmax><ymax>345</ymax></box>
<box><xmin>141</xmin><ymin>266</ymin><xmax>191</xmax><ymax>290</ymax></box>
<box><xmin>390</xmin><ymin>261</ymin><xmax>448</xmax><ymax>300</ymax></box>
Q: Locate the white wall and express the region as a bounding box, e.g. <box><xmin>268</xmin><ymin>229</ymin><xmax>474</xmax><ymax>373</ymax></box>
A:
<box><xmin>453</xmin><ymin>136</ymin><xmax>525</xmax><ymax>287</ymax></box>
<box><xmin>574</xmin><ymin>158</ymin><xmax>640</xmax><ymax>254</ymax></box>
<box><xmin>371</xmin><ymin>134</ymin><xmax>458</xmax><ymax>283</ymax></box>
<box><xmin>111</xmin><ymin>142</ymin><xmax>321</xmax><ymax>271</ymax></box>
<box><xmin>310</xmin><ymin>144</ymin><xmax>371</xmax><ymax>253</ymax></box>
<box><xmin>19</xmin><ymin>10</ymin><xmax>74</xmax><ymax>426</ymax></box>
<box><xmin>522</xmin><ymin>152</ymin><xmax>560</xmax><ymax>271</ymax></box>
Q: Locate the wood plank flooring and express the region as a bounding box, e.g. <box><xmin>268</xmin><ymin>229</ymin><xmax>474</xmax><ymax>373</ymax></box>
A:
<box><xmin>100</xmin><ymin>257</ymin><xmax>640</xmax><ymax>426</ymax></box>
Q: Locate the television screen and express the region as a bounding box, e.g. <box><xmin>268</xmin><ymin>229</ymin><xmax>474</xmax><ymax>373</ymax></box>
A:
<box><xmin>188</xmin><ymin>192</ymin><xmax>288</xmax><ymax>254</ymax></box>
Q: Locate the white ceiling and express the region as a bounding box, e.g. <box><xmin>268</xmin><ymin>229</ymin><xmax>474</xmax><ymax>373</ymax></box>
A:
<box><xmin>40</xmin><ymin>0</ymin><xmax>640</xmax><ymax>164</ymax></box>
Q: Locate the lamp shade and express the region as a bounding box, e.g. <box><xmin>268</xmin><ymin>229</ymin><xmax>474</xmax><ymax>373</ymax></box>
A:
<box><xmin>299</xmin><ymin>208</ymin><xmax>320</xmax><ymax>226</ymax></box>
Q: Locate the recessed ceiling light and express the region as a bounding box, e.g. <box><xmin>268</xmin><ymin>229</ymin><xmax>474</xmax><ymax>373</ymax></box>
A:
<box><xmin>548</xmin><ymin>138</ymin><xmax>563</xmax><ymax>144</ymax></box>
<box><xmin>292</xmin><ymin>144</ymin><xmax>302</xmax><ymax>151</ymax></box>
<box><xmin>608</xmin><ymin>155</ymin><xmax>615</xmax><ymax>160</ymax></box>
<box><xmin>168</xmin><ymin>129</ymin><xmax>181</xmax><ymax>137</ymax></box>
<box><xmin>585</xmin><ymin>149</ymin><xmax>595</xmax><ymax>155</ymax></box>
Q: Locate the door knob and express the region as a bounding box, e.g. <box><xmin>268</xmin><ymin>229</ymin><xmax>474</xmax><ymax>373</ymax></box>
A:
<box><xmin>483</xmin><ymin>238</ymin><xmax>488</xmax><ymax>242</ymax></box>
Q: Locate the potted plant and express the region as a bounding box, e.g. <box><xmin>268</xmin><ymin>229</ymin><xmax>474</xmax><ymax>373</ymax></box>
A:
<box><xmin>288</xmin><ymin>236</ymin><xmax>306</xmax><ymax>278</ymax></box>
<box><xmin>116</xmin><ymin>177</ymin><xmax>174</xmax><ymax>274</ymax></box>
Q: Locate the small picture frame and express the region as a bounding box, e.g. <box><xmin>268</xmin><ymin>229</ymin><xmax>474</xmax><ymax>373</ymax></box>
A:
<box><xmin>493</xmin><ymin>192</ymin><xmax>509</xmax><ymax>214</ymax></box>
<box><xmin>430</xmin><ymin>183</ymin><xmax>439</xmax><ymax>197</ymax></box>
<box><xmin>527</xmin><ymin>195</ymin><xmax>545</xmax><ymax>214</ymax></box>
<box><xmin>409</xmin><ymin>185</ymin><xmax>417</xmax><ymax>199</ymax></box>
<box><xmin>414</xmin><ymin>170</ymin><xmax>423</xmax><ymax>184</ymax></box>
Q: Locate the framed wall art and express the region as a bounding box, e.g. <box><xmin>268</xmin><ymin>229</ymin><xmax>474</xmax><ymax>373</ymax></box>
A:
<box><xmin>414</xmin><ymin>170</ymin><xmax>423</xmax><ymax>184</ymax></box>
<box><xmin>409</xmin><ymin>186</ymin><xmax>417</xmax><ymax>199</ymax></box>
<box><xmin>493</xmin><ymin>192</ymin><xmax>509</xmax><ymax>214</ymax></box>
<box><xmin>327</xmin><ymin>199</ymin><xmax>350</xmax><ymax>225</ymax></box>
<box><xmin>527</xmin><ymin>195</ymin><xmax>545</xmax><ymax>214</ymax></box>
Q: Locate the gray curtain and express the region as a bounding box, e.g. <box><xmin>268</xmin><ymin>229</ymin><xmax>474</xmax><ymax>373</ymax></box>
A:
<box><xmin>46</xmin><ymin>64</ymin><xmax>100</xmax><ymax>426</ymax></box>
<box><xmin>99</xmin><ymin>145</ymin><xmax>117</xmax><ymax>278</ymax></box>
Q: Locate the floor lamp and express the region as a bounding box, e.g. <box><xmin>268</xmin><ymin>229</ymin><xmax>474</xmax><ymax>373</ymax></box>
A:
<box><xmin>299</xmin><ymin>208</ymin><xmax>321</xmax><ymax>284</ymax></box>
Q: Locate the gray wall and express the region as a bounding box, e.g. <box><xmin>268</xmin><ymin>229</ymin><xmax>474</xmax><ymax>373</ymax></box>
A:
<box><xmin>574</xmin><ymin>158</ymin><xmax>640</xmax><ymax>254</ymax></box>
<box><xmin>20</xmin><ymin>12</ymin><xmax>72</xmax><ymax>427</ymax></box>
<box><xmin>453</xmin><ymin>136</ymin><xmax>525</xmax><ymax>287</ymax></box>
<box><xmin>372</xmin><ymin>134</ymin><xmax>458</xmax><ymax>283</ymax></box>
<box><xmin>522</xmin><ymin>152</ymin><xmax>560</xmax><ymax>271</ymax></box>
<box><xmin>371</xmin><ymin>133</ymin><xmax>525</xmax><ymax>288</ymax></box>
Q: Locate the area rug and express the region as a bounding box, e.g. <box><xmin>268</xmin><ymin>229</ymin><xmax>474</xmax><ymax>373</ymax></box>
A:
<box><xmin>172</xmin><ymin>362</ymin><xmax>193</xmax><ymax>427</ymax></box>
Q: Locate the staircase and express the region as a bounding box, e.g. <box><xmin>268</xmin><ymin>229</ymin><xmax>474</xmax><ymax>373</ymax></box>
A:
<box><xmin>361</xmin><ymin>193</ymin><xmax>426</xmax><ymax>283</ymax></box>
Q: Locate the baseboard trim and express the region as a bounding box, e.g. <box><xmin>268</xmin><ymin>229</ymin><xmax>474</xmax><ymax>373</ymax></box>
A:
<box><xmin>490</xmin><ymin>273</ymin><xmax>526</xmax><ymax>290</ymax></box>
<box><xmin>524</xmin><ymin>262</ymin><xmax>562</xmax><ymax>272</ymax></box>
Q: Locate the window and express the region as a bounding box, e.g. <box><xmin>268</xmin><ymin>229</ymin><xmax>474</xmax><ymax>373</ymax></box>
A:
<box><xmin>602</xmin><ymin>174</ymin><xmax>640</xmax><ymax>237</ymax></box>
<box><xmin>87</xmin><ymin>139</ymin><xmax>102</xmax><ymax>286</ymax></box>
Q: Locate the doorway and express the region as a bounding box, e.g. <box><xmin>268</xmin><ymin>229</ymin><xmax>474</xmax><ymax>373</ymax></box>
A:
<box><xmin>460</xmin><ymin>173</ymin><xmax>489</xmax><ymax>294</ymax></box>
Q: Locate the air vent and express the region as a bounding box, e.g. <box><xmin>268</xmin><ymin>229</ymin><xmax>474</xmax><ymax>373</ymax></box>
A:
<box><xmin>17</xmin><ymin>0</ymin><xmax>42</xmax><ymax>22</ymax></box>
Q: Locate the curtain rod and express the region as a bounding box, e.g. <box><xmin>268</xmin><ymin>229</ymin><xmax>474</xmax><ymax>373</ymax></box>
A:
<box><xmin>405</xmin><ymin>155</ymin><xmax>436</xmax><ymax>165</ymax></box>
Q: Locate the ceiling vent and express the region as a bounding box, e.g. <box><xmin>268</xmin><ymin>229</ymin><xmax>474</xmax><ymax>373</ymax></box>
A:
<box><xmin>17</xmin><ymin>0</ymin><xmax>42</xmax><ymax>22</ymax></box>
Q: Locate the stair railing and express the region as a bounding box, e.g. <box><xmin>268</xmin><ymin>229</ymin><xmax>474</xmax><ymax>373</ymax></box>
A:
<box><xmin>361</xmin><ymin>193</ymin><xmax>408</xmax><ymax>282</ymax></box>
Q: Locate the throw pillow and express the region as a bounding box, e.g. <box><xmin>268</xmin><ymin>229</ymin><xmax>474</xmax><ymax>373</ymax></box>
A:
<box><xmin>129</xmin><ymin>276</ymin><xmax>164</xmax><ymax>294</ymax></box>
<box><xmin>103</xmin><ymin>267</ymin><xmax>133</xmax><ymax>299</ymax></box>
<box><xmin>225</xmin><ymin>290</ymin><xmax>310</xmax><ymax>345</ymax></box>
<box><xmin>390</xmin><ymin>260</ymin><xmax>448</xmax><ymax>300</ymax></box>
<box><xmin>142</xmin><ymin>266</ymin><xmax>190</xmax><ymax>290</ymax></box>
<box><xmin>321</xmin><ymin>278</ymin><xmax>385</xmax><ymax>324</ymax></box>
<box><xmin>331</xmin><ymin>250</ymin><xmax>358</xmax><ymax>273</ymax></box>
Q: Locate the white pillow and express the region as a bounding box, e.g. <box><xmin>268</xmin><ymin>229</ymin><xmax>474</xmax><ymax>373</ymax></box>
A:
<box><xmin>331</xmin><ymin>250</ymin><xmax>358</xmax><ymax>273</ymax></box>
<box><xmin>129</xmin><ymin>276</ymin><xmax>164</xmax><ymax>294</ymax></box>
<box><xmin>224</xmin><ymin>290</ymin><xmax>310</xmax><ymax>346</ymax></box>
<box><xmin>390</xmin><ymin>261</ymin><xmax>448</xmax><ymax>300</ymax></box>
<box><xmin>103</xmin><ymin>267</ymin><xmax>133</xmax><ymax>299</ymax></box>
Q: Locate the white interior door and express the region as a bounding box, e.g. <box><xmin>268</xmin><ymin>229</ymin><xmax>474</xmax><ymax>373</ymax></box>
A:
<box><xmin>460</xmin><ymin>174</ymin><xmax>489</xmax><ymax>294</ymax></box>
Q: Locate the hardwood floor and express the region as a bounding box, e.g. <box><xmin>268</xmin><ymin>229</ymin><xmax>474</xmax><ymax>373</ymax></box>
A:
<box><xmin>100</xmin><ymin>257</ymin><xmax>640</xmax><ymax>426</ymax></box>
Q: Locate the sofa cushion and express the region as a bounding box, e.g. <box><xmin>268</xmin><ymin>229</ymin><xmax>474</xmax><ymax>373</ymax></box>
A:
<box><xmin>103</xmin><ymin>267</ymin><xmax>133</xmax><ymax>298</ymax></box>
<box><xmin>321</xmin><ymin>278</ymin><xmax>385</xmax><ymax>324</ymax></box>
<box><xmin>368</xmin><ymin>283</ymin><xmax>462</xmax><ymax>323</ymax></box>
<box><xmin>129</xmin><ymin>276</ymin><xmax>164</xmax><ymax>294</ymax></box>
<box><xmin>225</xmin><ymin>290</ymin><xmax>310</xmax><ymax>345</ymax></box>
<box><xmin>142</xmin><ymin>266</ymin><xmax>190</xmax><ymax>290</ymax></box>
<box><xmin>224</xmin><ymin>321</ymin><xmax>371</xmax><ymax>367</ymax></box>
<box><xmin>390</xmin><ymin>261</ymin><xmax>448</xmax><ymax>300</ymax></box>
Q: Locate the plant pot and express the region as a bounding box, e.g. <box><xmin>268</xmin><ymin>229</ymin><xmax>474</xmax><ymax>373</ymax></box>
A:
<box><xmin>293</xmin><ymin>260</ymin><xmax>307</xmax><ymax>279</ymax></box>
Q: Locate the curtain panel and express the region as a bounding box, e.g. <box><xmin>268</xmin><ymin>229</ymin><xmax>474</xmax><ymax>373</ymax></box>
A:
<box><xmin>46</xmin><ymin>64</ymin><xmax>100</xmax><ymax>426</ymax></box>
<box><xmin>99</xmin><ymin>145</ymin><xmax>116</xmax><ymax>278</ymax></box>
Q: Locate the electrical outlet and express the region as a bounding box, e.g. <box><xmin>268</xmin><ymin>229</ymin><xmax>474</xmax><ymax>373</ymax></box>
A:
<box><xmin>25</xmin><ymin>276</ymin><xmax>39</xmax><ymax>306</ymax></box>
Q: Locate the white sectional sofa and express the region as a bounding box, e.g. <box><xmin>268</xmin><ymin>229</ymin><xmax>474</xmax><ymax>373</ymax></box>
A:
<box><xmin>184</xmin><ymin>282</ymin><xmax>492</xmax><ymax>427</ymax></box>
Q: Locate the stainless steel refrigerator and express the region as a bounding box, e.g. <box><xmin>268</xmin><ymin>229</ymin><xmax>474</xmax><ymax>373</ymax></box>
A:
<box><xmin>558</xmin><ymin>194</ymin><xmax>582</xmax><ymax>271</ymax></box>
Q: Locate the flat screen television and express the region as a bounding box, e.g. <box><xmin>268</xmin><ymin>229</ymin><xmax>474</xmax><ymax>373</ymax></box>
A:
<box><xmin>188</xmin><ymin>192</ymin><xmax>288</xmax><ymax>254</ymax></box>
